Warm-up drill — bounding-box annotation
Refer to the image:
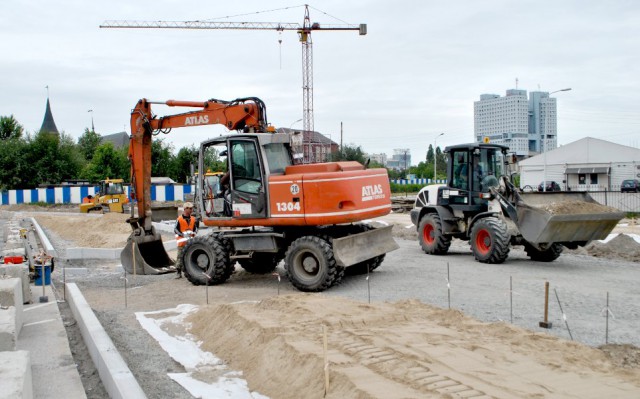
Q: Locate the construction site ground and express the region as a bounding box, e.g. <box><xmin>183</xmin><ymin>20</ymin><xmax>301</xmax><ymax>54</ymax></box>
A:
<box><xmin>3</xmin><ymin>204</ymin><xmax>640</xmax><ymax>398</ymax></box>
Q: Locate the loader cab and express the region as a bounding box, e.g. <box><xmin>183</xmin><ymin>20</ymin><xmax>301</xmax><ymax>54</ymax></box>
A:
<box><xmin>444</xmin><ymin>144</ymin><xmax>508</xmax><ymax>208</ymax></box>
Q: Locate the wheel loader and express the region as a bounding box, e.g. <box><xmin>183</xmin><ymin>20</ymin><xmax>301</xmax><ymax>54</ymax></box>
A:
<box><xmin>79</xmin><ymin>178</ymin><xmax>129</xmax><ymax>213</ymax></box>
<box><xmin>410</xmin><ymin>143</ymin><xmax>624</xmax><ymax>263</ymax></box>
<box><xmin>120</xmin><ymin>97</ymin><xmax>398</xmax><ymax>291</ymax></box>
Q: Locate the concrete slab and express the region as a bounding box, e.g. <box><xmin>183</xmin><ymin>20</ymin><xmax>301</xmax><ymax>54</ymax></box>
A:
<box><xmin>66</xmin><ymin>283</ymin><xmax>146</xmax><ymax>399</ymax></box>
<box><xmin>24</xmin><ymin>218</ymin><xmax>57</xmax><ymax>258</ymax></box>
<box><xmin>0</xmin><ymin>307</ymin><xmax>17</xmax><ymax>351</ymax></box>
<box><xmin>17</xmin><ymin>285</ymin><xmax>86</xmax><ymax>399</ymax></box>
<box><xmin>0</xmin><ymin>278</ymin><xmax>23</xmax><ymax>343</ymax></box>
<box><xmin>0</xmin><ymin>350</ymin><xmax>33</xmax><ymax>399</ymax></box>
<box><xmin>0</xmin><ymin>265</ymin><xmax>32</xmax><ymax>304</ymax></box>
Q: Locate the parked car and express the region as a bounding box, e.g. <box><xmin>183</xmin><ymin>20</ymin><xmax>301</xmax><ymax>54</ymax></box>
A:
<box><xmin>538</xmin><ymin>181</ymin><xmax>562</xmax><ymax>192</ymax></box>
<box><xmin>621</xmin><ymin>179</ymin><xmax>640</xmax><ymax>193</ymax></box>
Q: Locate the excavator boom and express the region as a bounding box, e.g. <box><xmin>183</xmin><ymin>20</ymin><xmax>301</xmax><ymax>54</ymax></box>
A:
<box><xmin>123</xmin><ymin>97</ymin><xmax>269</xmax><ymax>275</ymax></box>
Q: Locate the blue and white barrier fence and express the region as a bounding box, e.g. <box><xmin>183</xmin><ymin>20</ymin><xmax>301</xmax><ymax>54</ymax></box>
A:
<box><xmin>391</xmin><ymin>178</ymin><xmax>443</xmax><ymax>185</ymax></box>
<box><xmin>0</xmin><ymin>185</ymin><xmax>193</xmax><ymax>206</ymax></box>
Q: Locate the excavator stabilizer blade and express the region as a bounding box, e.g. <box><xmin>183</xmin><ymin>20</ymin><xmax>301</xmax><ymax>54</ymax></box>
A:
<box><xmin>121</xmin><ymin>229</ymin><xmax>176</xmax><ymax>275</ymax></box>
<box><xmin>333</xmin><ymin>225</ymin><xmax>399</xmax><ymax>267</ymax></box>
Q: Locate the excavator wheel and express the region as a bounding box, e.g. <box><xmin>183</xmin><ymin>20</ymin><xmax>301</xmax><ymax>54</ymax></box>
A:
<box><xmin>523</xmin><ymin>242</ymin><xmax>563</xmax><ymax>262</ymax></box>
<box><xmin>418</xmin><ymin>213</ymin><xmax>452</xmax><ymax>255</ymax></box>
<box><xmin>284</xmin><ymin>236</ymin><xmax>338</xmax><ymax>292</ymax></box>
<box><xmin>238</xmin><ymin>253</ymin><xmax>283</xmax><ymax>274</ymax></box>
<box><xmin>470</xmin><ymin>217</ymin><xmax>510</xmax><ymax>264</ymax></box>
<box><xmin>182</xmin><ymin>234</ymin><xmax>233</xmax><ymax>286</ymax></box>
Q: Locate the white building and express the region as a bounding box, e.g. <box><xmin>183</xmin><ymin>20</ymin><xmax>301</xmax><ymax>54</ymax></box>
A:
<box><xmin>519</xmin><ymin>137</ymin><xmax>640</xmax><ymax>191</ymax></box>
<box><xmin>474</xmin><ymin>89</ymin><xmax>558</xmax><ymax>156</ymax></box>
<box><xmin>386</xmin><ymin>149</ymin><xmax>411</xmax><ymax>171</ymax></box>
<box><xmin>367</xmin><ymin>152</ymin><xmax>387</xmax><ymax>166</ymax></box>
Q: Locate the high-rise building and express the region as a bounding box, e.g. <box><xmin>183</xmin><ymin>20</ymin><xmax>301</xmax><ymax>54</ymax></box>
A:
<box><xmin>474</xmin><ymin>89</ymin><xmax>558</xmax><ymax>156</ymax></box>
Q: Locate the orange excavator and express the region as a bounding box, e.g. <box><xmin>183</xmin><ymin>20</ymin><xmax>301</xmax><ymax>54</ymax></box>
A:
<box><xmin>122</xmin><ymin>96</ymin><xmax>398</xmax><ymax>292</ymax></box>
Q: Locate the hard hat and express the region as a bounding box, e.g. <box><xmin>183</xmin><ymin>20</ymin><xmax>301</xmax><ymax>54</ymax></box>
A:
<box><xmin>183</xmin><ymin>202</ymin><xmax>194</xmax><ymax>209</ymax></box>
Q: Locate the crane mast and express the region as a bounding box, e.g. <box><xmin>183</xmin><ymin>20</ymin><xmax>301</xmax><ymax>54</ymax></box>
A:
<box><xmin>101</xmin><ymin>5</ymin><xmax>366</xmax><ymax>163</ymax></box>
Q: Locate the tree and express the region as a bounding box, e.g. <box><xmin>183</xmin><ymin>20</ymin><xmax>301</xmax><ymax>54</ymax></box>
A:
<box><xmin>172</xmin><ymin>145</ymin><xmax>198</xmax><ymax>183</ymax></box>
<box><xmin>151</xmin><ymin>139</ymin><xmax>175</xmax><ymax>178</ymax></box>
<box><xmin>0</xmin><ymin>115</ymin><xmax>24</xmax><ymax>140</ymax></box>
<box><xmin>77</xmin><ymin>128</ymin><xmax>102</xmax><ymax>161</ymax></box>
<box><xmin>22</xmin><ymin>131</ymin><xmax>82</xmax><ymax>188</ymax></box>
<box><xmin>0</xmin><ymin>136</ymin><xmax>28</xmax><ymax>189</ymax></box>
<box><xmin>330</xmin><ymin>143</ymin><xmax>366</xmax><ymax>164</ymax></box>
<box><xmin>80</xmin><ymin>142</ymin><xmax>129</xmax><ymax>182</ymax></box>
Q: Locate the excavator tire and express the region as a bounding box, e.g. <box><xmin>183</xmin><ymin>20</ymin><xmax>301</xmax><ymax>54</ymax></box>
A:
<box><xmin>470</xmin><ymin>217</ymin><xmax>510</xmax><ymax>264</ymax></box>
<box><xmin>183</xmin><ymin>234</ymin><xmax>232</xmax><ymax>286</ymax></box>
<box><xmin>524</xmin><ymin>242</ymin><xmax>563</xmax><ymax>262</ymax></box>
<box><xmin>418</xmin><ymin>213</ymin><xmax>451</xmax><ymax>255</ymax></box>
<box><xmin>238</xmin><ymin>253</ymin><xmax>283</xmax><ymax>274</ymax></box>
<box><xmin>345</xmin><ymin>254</ymin><xmax>385</xmax><ymax>276</ymax></box>
<box><xmin>284</xmin><ymin>236</ymin><xmax>338</xmax><ymax>292</ymax></box>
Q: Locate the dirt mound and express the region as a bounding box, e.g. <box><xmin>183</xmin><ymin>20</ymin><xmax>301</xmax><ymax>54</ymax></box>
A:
<box><xmin>34</xmin><ymin>213</ymin><xmax>133</xmax><ymax>248</ymax></box>
<box><xmin>188</xmin><ymin>294</ymin><xmax>640</xmax><ymax>399</ymax></box>
<box><xmin>580</xmin><ymin>234</ymin><xmax>640</xmax><ymax>262</ymax></box>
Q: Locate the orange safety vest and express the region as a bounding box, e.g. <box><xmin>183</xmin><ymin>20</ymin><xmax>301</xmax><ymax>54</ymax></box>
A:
<box><xmin>175</xmin><ymin>215</ymin><xmax>196</xmax><ymax>247</ymax></box>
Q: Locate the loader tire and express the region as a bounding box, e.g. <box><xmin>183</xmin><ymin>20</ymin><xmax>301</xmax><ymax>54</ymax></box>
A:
<box><xmin>470</xmin><ymin>217</ymin><xmax>510</xmax><ymax>264</ymax></box>
<box><xmin>524</xmin><ymin>242</ymin><xmax>563</xmax><ymax>262</ymax></box>
<box><xmin>238</xmin><ymin>253</ymin><xmax>282</xmax><ymax>274</ymax></box>
<box><xmin>284</xmin><ymin>236</ymin><xmax>337</xmax><ymax>292</ymax></box>
<box><xmin>183</xmin><ymin>234</ymin><xmax>233</xmax><ymax>286</ymax></box>
<box><xmin>418</xmin><ymin>213</ymin><xmax>451</xmax><ymax>255</ymax></box>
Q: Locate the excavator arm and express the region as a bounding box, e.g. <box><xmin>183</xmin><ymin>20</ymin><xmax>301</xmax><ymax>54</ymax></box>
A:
<box><xmin>128</xmin><ymin>97</ymin><xmax>269</xmax><ymax>231</ymax></box>
<box><xmin>121</xmin><ymin>96</ymin><xmax>270</xmax><ymax>276</ymax></box>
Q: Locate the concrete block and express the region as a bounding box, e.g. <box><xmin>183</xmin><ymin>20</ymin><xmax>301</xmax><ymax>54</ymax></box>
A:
<box><xmin>0</xmin><ymin>307</ymin><xmax>17</xmax><ymax>351</ymax></box>
<box><xmin>0</xmin><ymin>350</ymin><xmax>33</xmax><ymax>399</ymax></box>
<box><xmin>0</xmin><ymin>265</ymin><xmax>31</xmax><ymax>304</ymax></box>
<box><xmin>0</xmin><ymin>278</ymin><xmax>23</xmax><ymax>342</ymax></box>
<box><xmin>2</xmin><ymin>247</ymin><xmax>26</xmax><ymax>257</ymax></box>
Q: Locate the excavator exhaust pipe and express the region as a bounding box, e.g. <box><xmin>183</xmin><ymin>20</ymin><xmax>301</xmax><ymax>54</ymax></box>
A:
<box><xmin>121</xmin><ymin>226</ymin><xmax>175</xmax><ymax>275</ymax></box>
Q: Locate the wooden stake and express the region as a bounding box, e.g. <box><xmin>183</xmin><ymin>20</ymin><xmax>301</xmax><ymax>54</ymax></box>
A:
<box><xmin>539</xmin><ymin>281</ymin><xmax>552</xmax><ymax>329</ymax></box>
<box><xmin>323</xmin><ymin>324</ymin><xmax>330</xmax><ymax>397</ymax></box>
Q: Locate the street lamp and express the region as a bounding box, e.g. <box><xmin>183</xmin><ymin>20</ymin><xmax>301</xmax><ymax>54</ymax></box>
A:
<box><xmin>433</xmin><ymin>133</ymin><xmax>444</xmax><ymax>183</ymax></box>
<box><xmin>542</xmin><ymin>88</ymin><xmax>571</xmax><ymax>191</ymax></box>
<box><xmin>87</xmin><ymin>109</ymin><xmax>94</xmax><ymax>132</ymax></box>
<box><xmin>289</xmin><ymin>118</ymin><xmax>302</xmax><ymax>130</ymax></box>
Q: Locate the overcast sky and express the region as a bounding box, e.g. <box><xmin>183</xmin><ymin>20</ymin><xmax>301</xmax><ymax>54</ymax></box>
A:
<box><xmin>2</xmin><ymin>0</ymin><xmax>639</xmax><ymax>165</ymax></box>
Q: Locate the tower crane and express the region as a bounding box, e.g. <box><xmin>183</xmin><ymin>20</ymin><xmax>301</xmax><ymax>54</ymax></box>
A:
<box><xmin>100</xmin><ymin>5</ymin><xmax>366</xmax><ymax>163</ymax></box>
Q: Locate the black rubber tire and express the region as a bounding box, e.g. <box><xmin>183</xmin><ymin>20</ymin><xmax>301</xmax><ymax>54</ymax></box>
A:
<box><xmin>418</xmin><ymin>213</ymin><xmax>451</xmax><ymax>255</ymax></box>
<box><xmin>345</xmin><ymin>254</ymin><xmax>385</xmax><ymax>276</ymax></box>
<box><xmin>524</xmin><ymin>242</ymin><xmax>563</xmax><ymax>262</ymax></box>
<box><xmin>238</xmin><ymin>253</ymin><xmax>282</xmax><ymax>274</ymax></box>
<box><xmin>284</xmin><ymin>236</ymin><xmax>338</xmax><ymax>292</ymax></box>
<box><xmin>182</xmin><ymin>234</ymin><xmax>233</xmax><ymax>285</ymax></box>
<box><xmin>470</xmin><ymin>218</ymin><xmax>510</xmax><ymax>264</ymax></box>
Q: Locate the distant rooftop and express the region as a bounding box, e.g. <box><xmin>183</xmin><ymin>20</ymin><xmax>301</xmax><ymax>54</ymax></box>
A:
<box><xmin>100</xmin><ymin>131</ymin><xmax>129</xmax><ymax>148</ymax></box>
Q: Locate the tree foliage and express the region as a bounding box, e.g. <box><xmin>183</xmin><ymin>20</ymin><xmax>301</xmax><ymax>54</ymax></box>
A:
<box><xmin>78</xmin><ymin>128</ymin><xmax>102</xmax><ymax>161</ymax></box>
<box><xmin>80</xmin><ymin>142</ymin><xmax>129</xmax><ymax>182</ymax></box>
<box><xmin>0</xmin><ymin>115</ymin><xmax>23</xmax><ymax>140</ymax></box>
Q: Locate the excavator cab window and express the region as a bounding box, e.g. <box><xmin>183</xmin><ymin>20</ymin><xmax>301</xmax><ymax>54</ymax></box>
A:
<box><xmin>264</xmin><ymin>143</ymin><xmax>292</xmax><ymax>174</ymax></box>
<box><xmin>230</xmin><ymin>140</ymin><xmax>262</xmax><ymax>194</ymax></box>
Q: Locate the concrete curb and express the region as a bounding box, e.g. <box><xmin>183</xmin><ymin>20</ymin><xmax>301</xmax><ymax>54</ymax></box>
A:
<box><xmin>25</xmin><ymin>217</ymin><xmax>57</xmax><ymax>258</ymax></box>
<box><xmin>65</xmin><ymin>283</ymin><xmax>147</xmax><ymax>399</ymax></box>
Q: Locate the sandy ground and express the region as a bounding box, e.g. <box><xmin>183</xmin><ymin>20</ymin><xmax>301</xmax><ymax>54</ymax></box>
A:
<box><xmin>9</xmin><ymin>206</ymin><xmax>640</xmax><ymax>398</ymax></box>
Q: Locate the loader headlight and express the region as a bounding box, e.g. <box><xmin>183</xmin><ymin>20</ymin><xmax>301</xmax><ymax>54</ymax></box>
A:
<box><xmin>480</xmin><ymin>192</ymin><xmax>492</xmax><ymax>199</ymax></box>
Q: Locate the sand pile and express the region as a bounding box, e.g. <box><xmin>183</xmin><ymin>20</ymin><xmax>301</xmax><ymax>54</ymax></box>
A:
<box><xmin>537</xmin><ymin>200</ymin><xmax>620</xmax><ymax>215</ymax></box>
<box><xmin>188</xmin><ymin>294</ymin><xmax>640</xmax><ymax>399</ymax></box>
<box><xmin>581</xmin><ymin>234</ymin><xmax>640</xmax><ymax>262</ymax></box>
<box><xmin>34</xmin><ymin>213</ymin><xmax>134</xmax><ymax>248</ymax></box>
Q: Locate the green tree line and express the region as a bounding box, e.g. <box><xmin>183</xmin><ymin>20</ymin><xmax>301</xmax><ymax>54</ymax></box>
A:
<box><xmin>0</xmin><ymin>115</ymin><xmax>447</xmax><ymax>191</ymax></box>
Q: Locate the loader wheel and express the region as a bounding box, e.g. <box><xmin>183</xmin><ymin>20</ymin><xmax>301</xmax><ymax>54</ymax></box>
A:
<box><xmin>470</xmin><ymin>218</ymin><xmax>510</xmax><ymax>264</ymax></box>
<box><xmin>418</xmin><ymin>213</ymin><xmax>451</xmax><ymax>255</ymax></box>
<box><xmin>524</xmin><ymin>242</ymin><xmax>563</xmax><ymax>262</ymax></box>
<box><xmin>183</xmin><ymin>234</ymin><xmax>233</xmax><ymax>286</ymax></box>
<box><xmin>284</xmin><ymin>236</ymin><xmax>337</xmax><ymax>292</ymax></box>
<box><xmin>238</xmin><ymin>253</ymin><xmax>282</xmax><ymax>274</ymax></box>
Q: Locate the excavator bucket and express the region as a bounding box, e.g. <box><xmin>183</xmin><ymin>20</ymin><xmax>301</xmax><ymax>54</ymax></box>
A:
<box><xmin>515</xmin><ymin>192</ymin><xmax>625</xmax><ymax>244</ymax></box>
<box><xmin>121</xmin><ymin>227</ymin><xmax>175</xmax><ymax>275</ymax></box>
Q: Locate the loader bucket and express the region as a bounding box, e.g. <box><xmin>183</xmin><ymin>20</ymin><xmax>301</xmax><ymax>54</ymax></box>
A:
<box><xmin>515</xmin><ymin>192</ymin><xmax>625</xmax><ymax>244</ymax></box>
<box><xmin>333</xmin><ymin>225</ymin><xmax>399</xmax><ymax>267</ymax></box>
<box><xmin>121</xmin><ymin>227</ymin><xmax>175</xmax><ymax>275</ymax></box>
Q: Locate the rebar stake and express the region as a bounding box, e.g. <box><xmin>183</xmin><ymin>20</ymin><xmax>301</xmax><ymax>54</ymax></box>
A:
<box><xmin>539</xmin><ymin>281</ymin><xmax>552</xmax><ymax>329</ymax></box>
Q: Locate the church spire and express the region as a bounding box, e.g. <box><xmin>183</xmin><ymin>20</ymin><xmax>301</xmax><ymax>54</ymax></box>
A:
<box><xmin>40</xmin><ymin>92</ymin><xmax>59</xmax><ymax>135</ymax></box>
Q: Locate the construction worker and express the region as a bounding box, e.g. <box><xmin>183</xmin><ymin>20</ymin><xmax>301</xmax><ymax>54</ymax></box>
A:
<box><xmin>174</xmin><ymin>202</ymin><xmax>198</xmax><ymax>279</ymax></box>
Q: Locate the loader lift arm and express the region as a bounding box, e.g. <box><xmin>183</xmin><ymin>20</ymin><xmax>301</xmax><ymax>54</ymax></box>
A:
<box><xmin>128</xmin><ymin>97</ymin><xmax>270</xmax><ymax>232</ymax></box>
